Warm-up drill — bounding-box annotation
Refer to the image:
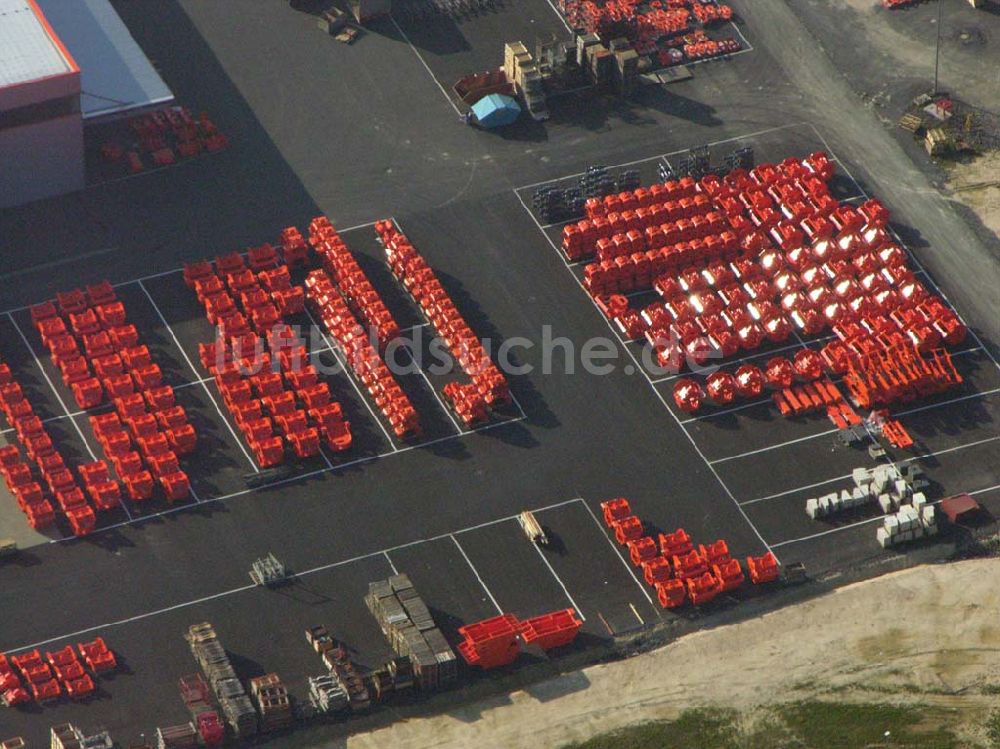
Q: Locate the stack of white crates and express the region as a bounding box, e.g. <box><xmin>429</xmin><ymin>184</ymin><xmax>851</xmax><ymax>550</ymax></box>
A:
<box><xmin>805</xmin><ymin>464</ymin><xmax>904</xmax><ymax>519</ymax></box>
<box><xmin>877</xmin><ymin>503</ymin><xmax>937</xmax><ymax>548</ymax></box>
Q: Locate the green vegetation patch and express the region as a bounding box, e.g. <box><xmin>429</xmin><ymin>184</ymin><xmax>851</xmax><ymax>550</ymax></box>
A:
<box><xmin>560</xmin><ymin>702</ymin><xmax>963</xmax><ymax>749</ymax></box>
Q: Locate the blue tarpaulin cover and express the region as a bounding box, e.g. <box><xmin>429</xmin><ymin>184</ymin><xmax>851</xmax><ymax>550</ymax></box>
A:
<box><xmin>471</xmin><ymin>93</ymin><xmax>521</xmax><ymax>128</ymax></box>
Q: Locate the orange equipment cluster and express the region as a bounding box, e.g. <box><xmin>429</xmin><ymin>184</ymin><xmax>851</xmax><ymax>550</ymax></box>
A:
<box><xmin>844</xmin><ymin>344</ymin><xmax>961</xmax><ymax>411</ymax></box>
<box><xmin>101</xmin><ymin>107</ymin><xmax>228</xmax><ymax>175</ymax></box>
<box><xmin>31</xmin><ymin>282</ymin><xmax>198</xmax><ymax>505</ymax></box>
<box><xmin>457</xmin><ymin>609</ymin><xmax>583</xmax><ymax>669</ymax></box>
<box><xmin>600</xmin><ymin>496</ymin><xmax>779</xmax><ymax>609</ymax></box>
<box><xmin>376</xmin><ymin>219</ymin><xmax>511</xmax><ymax>427</ymax></box>
<box><xmin>305</xmin><ymin>269</ymin><xmax>420</xmax><ymax>440</ymax></box>
<box><xmin>185</xmin><ymin>243</ymin><xmax>353</xmax><ymax>465</ymax></box>
<box><xmin>557</xmin><ymin>0</ymin><xmax>740</xmax><ymax>66</ymax></box>
<box><xmin>308</xmin><ymin>217</ymin><xmax>402</xmax><ymax>353</ymax></box>
<box><xmin>0</xmin><ymin>363</ymin><xmax>93</xmax><ymax>534</ymax></box>
<box><xmin>575</xmin><ymin>152</ymin><xmax>967</xmax><ymax>420</ymax></box>
<box><xmin>583</xmin><ymin>153</ymin><xmax>966</xmax><ymax>371</ymax></box>
<box><xmin>1</xmin><ymin>638</ymin><xmax>116</xmax><ymax>708</ymax></box>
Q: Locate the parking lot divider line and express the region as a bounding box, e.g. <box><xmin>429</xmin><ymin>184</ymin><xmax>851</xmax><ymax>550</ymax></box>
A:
<box><xmin>451</xmin><ymin>533</ymin><xmax>504</xmax><ymax>614</ymax></box>
<box><xmin>137</xmin><ymin>280</ymin><xmax>259</xmax><ymax>472</ymax></box>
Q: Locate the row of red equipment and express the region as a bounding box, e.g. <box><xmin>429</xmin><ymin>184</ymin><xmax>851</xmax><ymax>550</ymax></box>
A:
<box><xmin>185</xmin><ymin>248</ymin><xmax>306</xmax><ymax>337</ymax></box>
<box><xmin>671</xmin><ymin>349</ymin><xmax>827</xmax><ymax>412</ymax></box>
<box><xmin>305</xmin><ymin>269</ymin><xmax>421</xmax><ymax>440</ymax></box>
<box><xmin>1</xmin><ymin>638</ymin><xmax>115</xmax><ymax>707</ymax></box>
<box><xmin>103</xmin><ymin>107</ymin><xmax>228</xmax><ymax>175</ymax></box>
<box><xmin>305</xmin><ymin>270</ymin><xmax>421</xmax><ymax>438</ymax></box>
<box><xmin>375</xmin><ymin>220</ymin><xmax>511</xmax><ymax>427</ymax></box>
<box><xmin>600</xmin><ymin>497</ymin><xmax>779</xmax><ymax>608</ymax></box>
<box><xmin>33</xmin><ymin>282</ymin><xmax>197</xmax><ymax>504</ymax></box>
<box><xmin>308</xmin><ymin>217</ymin><xmax>402</xmax><ymax>353</ymax></box>
<box><xmin>456</xmin><ymin>609</ymin><xmax>583</xmax><ymax>670</ymax></box>
<box><xmin>185</xmin><ymin>247</ymin><xmax>353</xmax><ymax>463</ymax></box>
<box><xmin>0</xmin><ymin>363</ymin><xmax>93</xmax><ymax>534</ymax></box>
<box><xmin>558</xmin><ymin>0</ymin><xmax>739</xmax><ymax>65</ymax></box>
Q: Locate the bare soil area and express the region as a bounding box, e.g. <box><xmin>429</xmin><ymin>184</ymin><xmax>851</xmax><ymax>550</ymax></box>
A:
<box><xmin>348</xmin><ymin>558</ymin><xmax>1000</xmax><ymax>749</ymax></box>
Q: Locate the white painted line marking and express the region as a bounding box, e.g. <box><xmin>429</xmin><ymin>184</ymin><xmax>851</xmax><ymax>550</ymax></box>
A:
<box><xmin>7</xmin><ymin>313</ymin><xmax>100</xmax><ymax>464</ymax></box>
<box><xmin>770</xmin><ymin>482</ymin><xmax>1000</xmax><ymax>549</ymax></box>
<box><xmin>710</xmin><ymin>386</ymin><xmax>1000</xmax><ymax>465</ymax></box>
<box><xmin>629</xmin><ymin>603</ymin><xmax>645</xmax><ymax>625</ymax></box>
<box><xmin>53</xmin><ymin>407</ymin><xmax>529</xmax><ymax>543</ymax></box>
<box><xmin>539</xmin><ymin>0</ymin><xmax>574</xmax><ymax>33</ymax></box>
<box><xmin>389</xmin><ymin>15</ymin><xmax>463</xmax><ymax>117</ymax></box>
<box><xmin>527</xmin><ymin>534</ymin><xmax>586</xmax><ymax>621</ymax></box>
<box><xmin>304</xmin><ymin>307</ymin><xmax>399</xmax><ymax>451</ymax></box>
<box><xmin>740</xmin><ymin>434</ymin><xmax>1000</xmax><ymax>507</ymax></box>
<box><xmin>578</xmin><ymin>499</ymin><xmax>656</xmax><ymax>608</ymax></box>
<box><xmin>383</xmin><ymin>550</ymin><xmax>399</xmax><ymax>575</ymax></box>
<box><xmin>514</xmin><ymin>186</ymin><xmax>778</xmax><ymax>560</ymax></box>
<box><xmin>137</xmin><ymin>281</ymin><xmax>259</xmax><ymax>472</ymax></box>
<box><xmin>12</xmin><ymin>496</ymin><xmax>582</xmax><ymax>652</ymax></box>
<box><xmin>681</xmin><ymin>395</ymin><xmax>772</xmax><ymax>423</ymax></box>
<box><xmin>451</xmin><ymin>533</ymin><xmax>503</xmax><ymax>614</ymax></box>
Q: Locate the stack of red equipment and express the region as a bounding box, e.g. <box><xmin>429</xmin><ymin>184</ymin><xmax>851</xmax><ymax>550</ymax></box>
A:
<box><xmin>376</xmin><ymin>220</ymin><xmax>510</xmax><ymax>427</ymax></box>
<box><xmin>456</xmin><ymin>614</ymin><xmax>522</xmax><ymax>669</ymax></box>
<box><xmin>599</xmin><ymin>496</ymin><xmax>746</xmax><ymax>609</ymax></box>
<box><xmin>580</xmin><ymin>153</ymin><xmax>968</xmax><ymax>418</ymax></box>
<box><xmin>46</xmin><ymin>646</ymin><xmax>94</xmax><ymax>700</ymax></box>
<box><xmin>0</xmin><ymin>653</ymin><xmax>30</xmax><ymax>707</ymax></box>
<box><xmin>0</xmin><ymin>638</ymin><xmax>115</xmax><ymax>708</ymax></box>
<box><xmin>304</xmin><ymin>269</ymin><xmax>419</xmax><ymax>440</ymax></box>
<box><xmin>308</xmin><ymin>217</ymin><xmax>402</xmax><ymax>352</ymax></box>
<box><xmin>78</xmin><ymin>637</ymin><xmax>117</xmax><ymax>674</ymax></box>
<box><xmin>187</xmin><ymin>247</ymin><xmax>352</xmax><ymax>461</ymax></box>
<box><xmin>0</xmin><ymin>362</ymin><xmax>94</xmax><ymax>534</ymax></box>
<box><xmin>517</xmin><ymin>609</ymin><xmax>583</xmax><ymax>650</ymax></box>
<box><xmin>32</xmin><ymin>282</ymin><xmax>196</xmax><ymax>504</ymax></box>
<box><xmin>844</xmin><ymin>344</ymin><xmax>961</xmax><ymax>410</ymax></box>
<box><xmin>10</xmin><ymin>650</ymin><xmax>60</xmax><ymax>703</ymax></box>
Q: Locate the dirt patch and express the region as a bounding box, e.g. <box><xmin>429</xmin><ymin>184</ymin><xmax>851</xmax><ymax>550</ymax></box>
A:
<box><xmin>348</xmin><ymin>558</ymin><xmax>1000</xmax><ymax>749</ymax></box>
<box><xmin>945</xmin><ymin>151</ymin><xmax>1000</xmax><ymax>240</ymax></box>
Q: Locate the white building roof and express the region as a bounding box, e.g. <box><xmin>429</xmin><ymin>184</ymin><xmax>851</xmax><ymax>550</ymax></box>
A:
<box><xmin>0</xmin><ymin>0</ymin><xmax>77</xmax><ymax>89</ymax></box>
<box><xmin>36</xmin><ymin>0</ymin><xmax>173</xmax><ymax>119</ymax></box>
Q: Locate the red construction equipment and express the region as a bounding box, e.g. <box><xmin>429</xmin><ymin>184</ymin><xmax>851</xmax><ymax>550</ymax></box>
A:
<box><xmin>517</xmin><ymin>609</ymin><xmax>582</xmax><ymax>650</ymax></box>
<box><xmin>612</xmin><ymin>515</ymin><xmax>643</xmax><ymax>544</ymax></box>
<box><xmin>377</xmin><ymin>219</ymin><xmax>511</xmax><ymax>413</ymax></box>
<box><xmin>308</xmin><ymin>217</ymin><xmax>402</xmax><ymax>352</ymax></box>
<box><xmin>746</xmin><ymin>552</ymin><xmax>780</xmax><ymax>584</ymax></box>
<box><xmin>456</xmin><ymin>614</ymin><xmax>521</xmax><ymax>669</ymax></box>
<box><xmin>685</xmin><ymin>571</ymin><xmax>721</xmax><ymax>605</ymax></box>
<box><xmin>844</xmin><ymin>344</ymin><xmax>961</xmax><ymax>409</ymax></box>
<box><xmin>673</xmin><ymin>378</ymin><xmax>704</xmax><ymax>412</ymax></box>
<box><xmin>78</xmin><ymin>637</ymin><xmax>116</xmax><ymax>673</ymax></box>
<box><xmin>601</xmin><ymin>497</ymin><xmax>631</xmax><ymax>526</ymax></box>
<box><xmin>658</xmin><ymin>528</ymin><xmax>693</xmax><ymax>557</ymax></box>
<box><xmin>655</xmin><ymin>579</ymin><xmax>686</xmax><ymax>608</ymax></box>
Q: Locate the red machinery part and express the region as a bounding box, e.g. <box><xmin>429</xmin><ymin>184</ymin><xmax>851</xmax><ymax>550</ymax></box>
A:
<box><xmin>655</xmin><ymin>579</ymin><xmax>686</xmax><ymax>608</ymax></box>
<box><xmin>747</xmin><ymin>552</ymin><xmax>780</xmax><ymax>584</ymax></box>
<box><xmin>659</xmin><ymin>528</ymin><xmax>693</xmax><ymax>557</ymax></box>
<box><xmin>705</xmin><ymin>371</ymin><xmax>737</xmax><ymax>405</ymax></box>
<box><xmin>672</xmin><ymin>378</ymin><xmax>704</xmax><ymax>413</ymax></box>
<box><xmin>793</xmin><ymin>349</ymin><xmax>824</xmax><ymax>381</ymax></box>
<box><xmin>600</xmin><ymin>497</ymin><xmax>631</xmax><ymax>526</ymax></box>
<box><xmin>733</xmin><ymin>364</ymin><xmax>764</xmax><ymax>398</ymax></box>
<box><xmin>517</xmin><ymin>609</ymin><xmax>583</xmax><ymax>650</ymax></box>
<box><xmin>765</xmin><ymin>357</ymin><xmax>795</xmax><ymax>389</ymax></box>
<box><xmin>457</xmin><ymin>614</ymin><xmax>521</xmax><ymax>669</ymax></box>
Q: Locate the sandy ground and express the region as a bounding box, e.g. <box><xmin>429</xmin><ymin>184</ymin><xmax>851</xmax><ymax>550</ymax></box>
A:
<box><xmin>348</xmin><ymin>558</ymin><xmax>1000</xmax><ymax>749</ymax></box>
<box><xmin>946</xmin><ymin>151</ymin><xmax>1000</xmax><ymax>240</ymax></box>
